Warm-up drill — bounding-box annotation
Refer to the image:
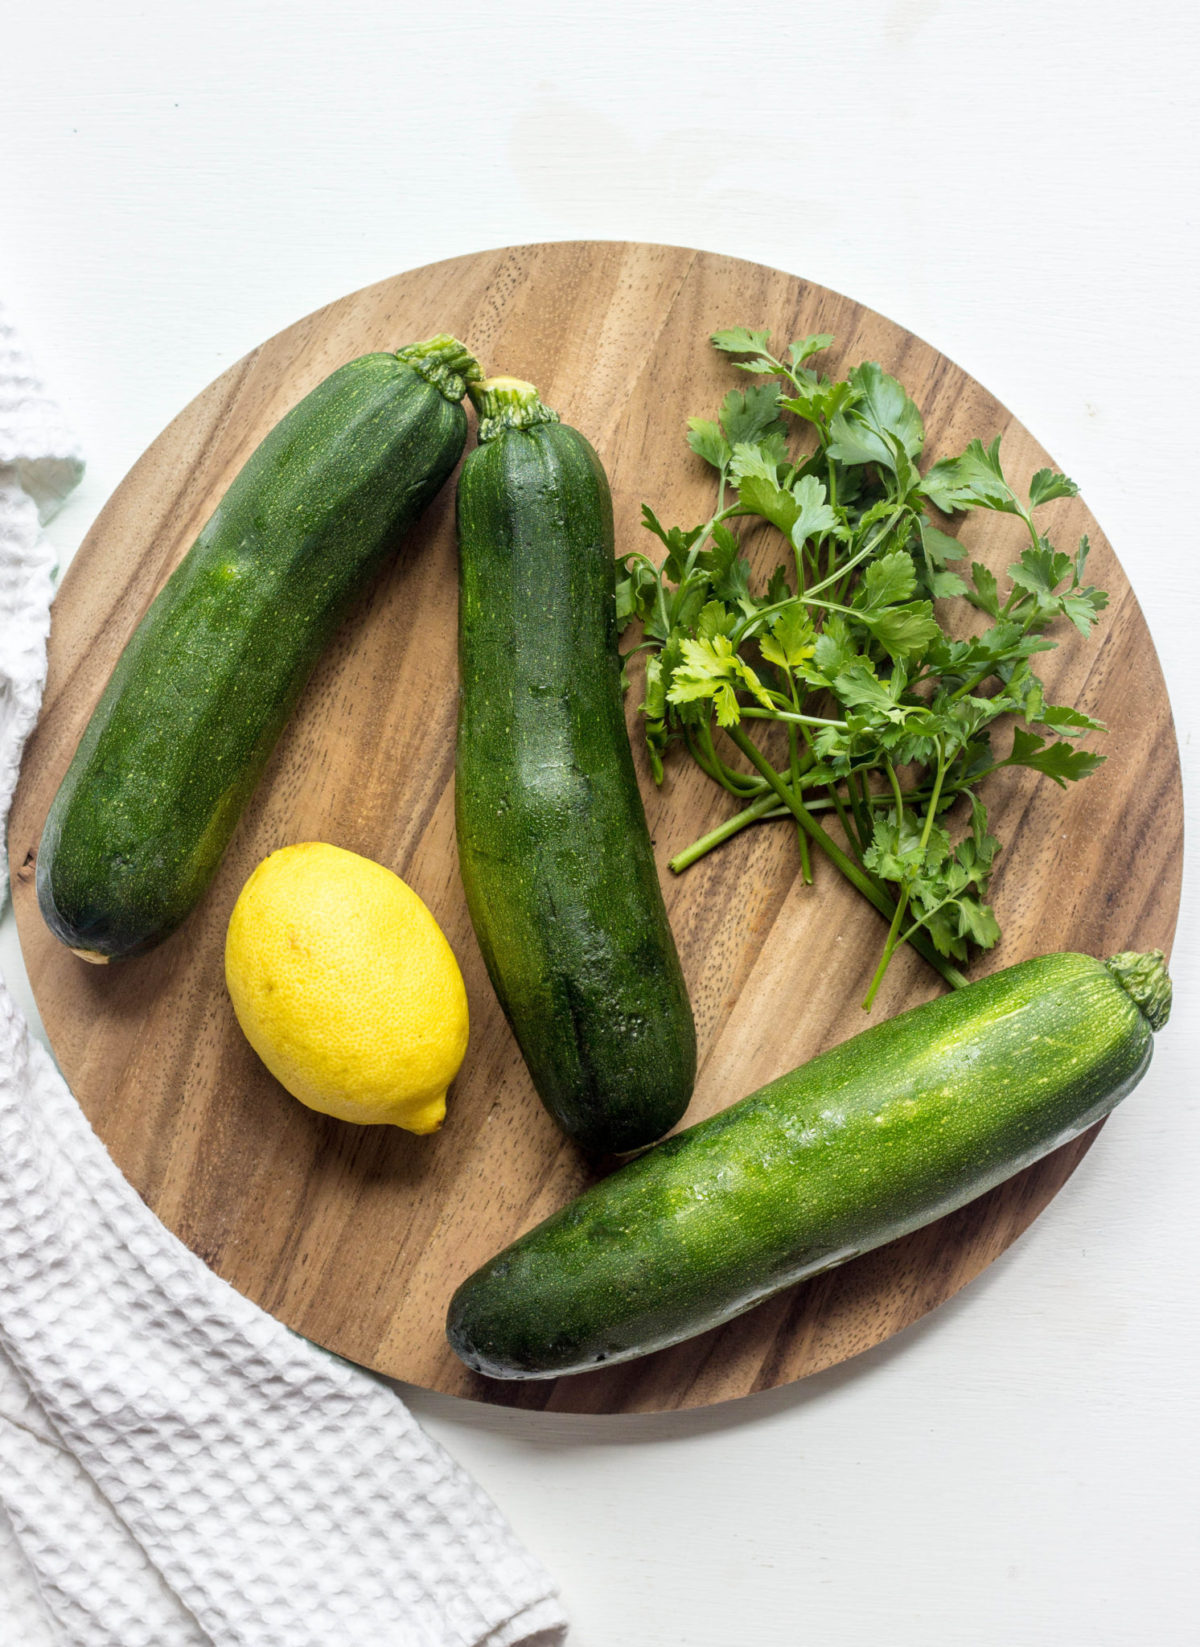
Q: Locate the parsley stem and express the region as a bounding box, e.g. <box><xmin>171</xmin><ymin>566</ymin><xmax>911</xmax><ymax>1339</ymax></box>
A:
<box><xmin>958</xmin><ymin>758</ymin><xmax>1008</xmax><ymax>785</ymax></box>
<box><xmin>738</xmin><ymin>707</ymin><xmax>848</xmax><ymax>729</ymax></box>
<box><xmin>666</xmin><ymin>503</ymin><xmax>740</xmax><ymax>632</ymax></box>
<box><xmin>667</xmin><ymin>780</ymin><xmax>955</xmax><ymax>875</ymax></box>
<box><xmin>669</xmin><ymin>792</ymin><xmax>780</xmax><ymax>873</ymax></box>
<box><xmin>730</xmin><ymin>503</ymin><xmax>908</xmax><ymax>646</ymax></box>
<box><xmin>919</xmin><ymin>743</ymin><xmax>948</xmax><ymax>852</ymax></box>
<box><xmin>846</xmin><ymin>771</ymin><xmax>875</xmax><ymax>857</ymax></box>
<box><xmin>898</xmin><ymin>893</ymin><xmax>956</xmax><ymax>948</ymax></box>
<box><xmin>863</xmin><ymin>892</ymin><xmax>910</xmax><ymax>1011</ymax></box>
<box><xmin>805</xmin><ymin>506</ymin><xmax>907</xmax><ymax>600</ymax></box>
<box><xmin>828</xmin><ymin>782</ymin><xmax>866</xmax><ymax>867</ymax></box>
<box><xmin>863</xmin><ymin>741</ymin><xmax>951</xmax><ymax>1009</ymax></box>
<box><xmin>667</xmin><ymin>775</ymin><xmax>963</xmax><ymax>875</ymax></box>
<box><xmin>796</xmin><ymin>812</ymin><xmax>812</xmax><ymax>879</ymax></box>
<box><xmin>725</xmin><ymin>725</ymin><xmax>968</xmax><ymax>993</ymax></box>
<box><xmin>689</xmin><ymin>722</ymin><xmax>765</xmax><ymax>796</ymax></box>
<box><xmin>732</xmin><ymin>590</ymin><xmax>856</xmax><ymax>648</ymax></box>
<box><xmin>786</xmin><ymin>679</ymin><xmax>812</xmax><ymax>882</ymax></box>
<box><xmin>949</xmin><ymin>665</ymin><xmax>999</xmax><ymax>703</ymax></box>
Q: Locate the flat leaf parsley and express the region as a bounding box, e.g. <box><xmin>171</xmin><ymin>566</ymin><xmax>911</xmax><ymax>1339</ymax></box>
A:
<box><xmin>618</xmin><ymin>330</ymin><xmax>1107</xmax><ymax>1008</ymax></box>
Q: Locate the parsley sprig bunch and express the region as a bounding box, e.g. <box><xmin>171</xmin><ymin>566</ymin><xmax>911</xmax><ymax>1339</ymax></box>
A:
<box><xmin>618</xmin><ymin>330</ymin><xmax>1108</xmax><ymax>1008</ymax></box>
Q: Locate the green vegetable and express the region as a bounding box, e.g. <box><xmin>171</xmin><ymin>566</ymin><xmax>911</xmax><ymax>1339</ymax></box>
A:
<box><xmin>619</xmin><ymin>331</ymin><xmax>1108</xmax><ymax>1006</ymax></box>
<box><xmin>447</xmin><ymin>949</ymin><xmax>1169</xmax><ymax>1378</ymax></box>
<box><xmin>455</xmin><ymin>377</ymin><xmax>696</xmax><ymax>1153</ymax></box>
<box><xmin>38</xmin><ymin>336</ymin><xmax>480</xmax><ymax>961</ymax></box>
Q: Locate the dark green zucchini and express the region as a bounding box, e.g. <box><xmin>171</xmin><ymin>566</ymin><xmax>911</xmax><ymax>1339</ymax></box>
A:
<box><xmin>38</xmin><ymin>335</ymin><xmax>480</xmax><ymax>961</ymax></box>
<box><xmin>455</xmin><ymin>378</ymin><xmax>696</xmax><ymax>1153</ymax></box>
<box><xmin>447</xmin><ymin>949</ymin><xmax>1171</xmax><ymax>1377</ymax></box>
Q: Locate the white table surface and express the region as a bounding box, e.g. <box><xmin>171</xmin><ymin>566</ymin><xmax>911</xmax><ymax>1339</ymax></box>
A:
<box><xmin>3</xmin><ymin>2</ymin><xmax>1198</xmax><ymax>1641</ymax></box>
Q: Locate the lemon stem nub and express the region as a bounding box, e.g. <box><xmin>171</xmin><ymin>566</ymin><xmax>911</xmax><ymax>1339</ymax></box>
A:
<box><xmin>402</xmin><ymin>1093</ymin><xmax>447</xmax><ymax>1136</ymax></box>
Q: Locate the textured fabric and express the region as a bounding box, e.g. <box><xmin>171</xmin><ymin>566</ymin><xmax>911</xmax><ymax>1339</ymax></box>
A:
<box><xmin>0</xmin><ymin>301</ymin><xmax>567</xmax><ymax>1647</ymax></box>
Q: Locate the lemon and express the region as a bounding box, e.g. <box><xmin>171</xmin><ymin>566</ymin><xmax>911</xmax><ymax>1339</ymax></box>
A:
<box><xmin>224</xmin><ymin>842</ymin><xmax>468</xmax><ymax>1133</ymax></box>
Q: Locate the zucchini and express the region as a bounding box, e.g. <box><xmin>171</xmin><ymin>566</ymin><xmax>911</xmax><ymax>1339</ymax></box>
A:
<box><xmin>455</xmin><ymin>378</ymin><xmax>696</xmax><ymax>1153</ymax></box>
<box><xmin>447</xmin><ymin>949</ymin><xmax>1171</xmax><ymax>1378</ymax></box>
<box><xmin>38</xmin><ymin>336</ymin><xmax>480</xmax><ymax>961</ymax></box>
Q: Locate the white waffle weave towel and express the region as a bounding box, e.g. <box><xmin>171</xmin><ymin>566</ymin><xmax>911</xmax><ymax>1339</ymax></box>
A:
<box><xmin>0</xmin><ymin>300</ymin><xmax>567</xmax><ymax>1647</ymax></box>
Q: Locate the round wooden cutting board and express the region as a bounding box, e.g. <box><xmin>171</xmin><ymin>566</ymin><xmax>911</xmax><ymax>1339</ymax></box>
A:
<box><xmin>9</xmin><ymin>243</ymin><xmax>1182</xmax><ymax>1414</ymax></box>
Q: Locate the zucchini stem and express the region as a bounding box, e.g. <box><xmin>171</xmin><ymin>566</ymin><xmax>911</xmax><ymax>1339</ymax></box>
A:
<box><xmin>1106</xmin><ymin>950</ymin><xmax>1172</xmax><ymax>1030</ymax></box>
<box><xmin>470</xmin><ymin>376</ymin><xmax>560</xmax><ymax>440</ymax></box>
<box><xmin>396</xmin><ymin>335</ymin><xmax>482</xmax><ymax>402</ymax></box>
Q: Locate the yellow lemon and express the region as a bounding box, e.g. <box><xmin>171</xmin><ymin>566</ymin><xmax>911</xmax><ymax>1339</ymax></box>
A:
<box><xmin>224</xmin><ymin>842</ymin><xmax>468</xmax><ymax>1134</ymax></box>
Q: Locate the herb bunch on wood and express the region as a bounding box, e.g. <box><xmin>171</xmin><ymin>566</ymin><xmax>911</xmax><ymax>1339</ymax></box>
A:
<box><xmin>618</xmin><ymin>330</ymin><xmax>1108</xmax><ymax>1007</ymax></box>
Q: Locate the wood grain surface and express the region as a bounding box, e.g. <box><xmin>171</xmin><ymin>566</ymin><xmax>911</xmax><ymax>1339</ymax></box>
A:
<box><xmin>7</xmin><ymin>242</ymin><xmax>1183</xmax><ymax>1413</ymax></box>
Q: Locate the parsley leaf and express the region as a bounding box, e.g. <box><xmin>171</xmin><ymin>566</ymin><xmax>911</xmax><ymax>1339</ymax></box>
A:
<box><xmin>759</xmin><ymin>604</ymin><xmax>817</xmax><ymax>669</ymax></box>
<box><xmin>1003</xmin><ymin>727</ymin><xmax>1106</xmax><ymax>786</ymax></box>
<box><xmin>667</xmin><ymin>634</ymin><xmax>772</xmax><ymax>727</ymax></box>
<box><xmin>1028</xmin><ymin>468</ymin><xmax>1079</xmax><ymax>507</ymax></box>
<box><xmin>711</xmin><ymin>327</ymin><xmax>773</xmax><ymax>357</ymax></box>
<box><xmin>781</xmin><ymin>378</ymin><xmax>857</xmax><ymax>430</ymax></box>
<box><xmin>858</xmin><ymin>550</ymin><xmax>917</xmax><ymax>610</ymax></box>
<box><xmin>687</xmin><ymin>419</ymin><xmax>732</xmax><ymax>472</ymax></box>
<box><xmin>921</xmin><ymin>436</ymin><xmax>1019</xmax><ymax>515</ymax></box>
<box><xmin>720</xmin><ymin>384</ymin><xmax>788</xmax><ymax>449</ymax></box>
<box><xmin>863</xmin><ymin>601</ymin><xmax>942</xmax><ymax>662</ymax></box>
<box><xmin>789</xmin><ymin>475</ymin><xmax>839</xmax><ymax>547</ymax></box>
<box><xmin>789</xmin><ymin>333</ymin><xmax>835</xmax><ymax>366</ymax></box>
<box><xmin>828</xmin><ymin>363</ymin><xmax>924</xmax><ymax>476</ymax></box>
<box><xmin>919</xmin><ymin>518</ymin><xmax>966</xmax><ymax>566</ymax></box>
